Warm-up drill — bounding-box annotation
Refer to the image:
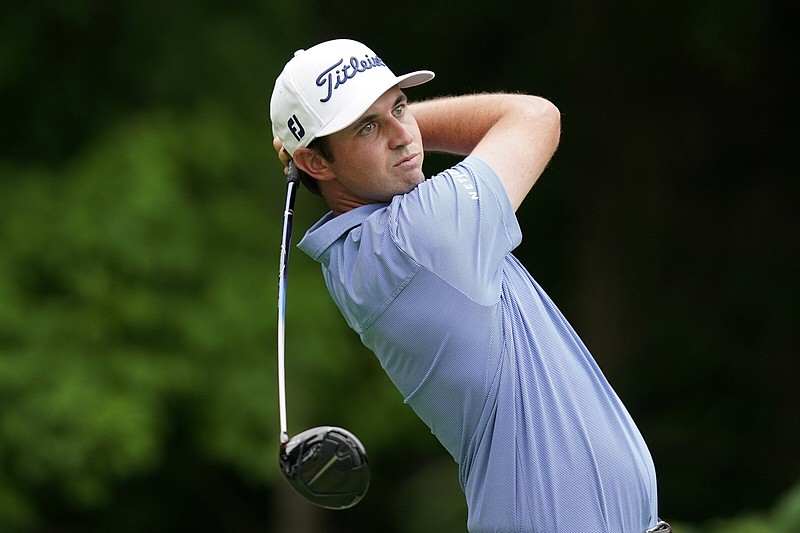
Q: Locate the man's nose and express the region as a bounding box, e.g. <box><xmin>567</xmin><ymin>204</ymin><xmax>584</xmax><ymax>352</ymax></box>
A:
<box><xmin>387</xmin><ymin>118</ymin><xmax>414</xmax><ymax>149</ymax></box>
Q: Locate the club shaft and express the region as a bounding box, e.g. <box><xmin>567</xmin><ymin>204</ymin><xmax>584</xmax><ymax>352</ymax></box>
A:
<box><xmin>278</xmin><ymin>163</ymin><xmax>300</xmax><ymax>444</ymax></box>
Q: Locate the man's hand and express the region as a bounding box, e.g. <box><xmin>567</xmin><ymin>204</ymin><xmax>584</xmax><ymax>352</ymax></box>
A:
<box><xmin>273</xmin><ymin>136</ymin><xmax>291</xmax><ymax>174</ymax></box>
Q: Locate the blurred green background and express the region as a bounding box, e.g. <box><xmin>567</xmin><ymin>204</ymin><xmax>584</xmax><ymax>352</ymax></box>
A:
<box><xmin>1</xmin><ymin>1</ymin><xmax>798</xmax><ymax>532</ymax></box>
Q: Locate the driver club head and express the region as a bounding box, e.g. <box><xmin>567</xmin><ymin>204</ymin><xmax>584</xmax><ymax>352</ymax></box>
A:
<box><xmin>279</xmin><ymin>426</ymin><xmax>370</xmax><ymax>509</ymax></box>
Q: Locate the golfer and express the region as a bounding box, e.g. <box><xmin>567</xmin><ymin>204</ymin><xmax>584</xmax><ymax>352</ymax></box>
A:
<box><xmin>270</xmin><ymin>39</ymin><xmax>670</xmax><ymax>533</ymax></box>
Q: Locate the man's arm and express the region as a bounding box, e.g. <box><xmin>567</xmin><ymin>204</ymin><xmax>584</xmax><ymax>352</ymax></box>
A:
<box><xmin>409</xmin><ymin>93</ymin><xmax>561</xmax><ymax>211</ymax></box>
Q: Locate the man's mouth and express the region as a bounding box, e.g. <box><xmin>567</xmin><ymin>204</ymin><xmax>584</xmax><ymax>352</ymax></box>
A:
<box><xmin>394</xmin><ymin>153</ymin><xmax>420</xmax><ymax>169</ymax></box>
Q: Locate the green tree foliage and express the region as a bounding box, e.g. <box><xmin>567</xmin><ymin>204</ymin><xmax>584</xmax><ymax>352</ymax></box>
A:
<box><xmin>672</xmin><ymin>479</ymin><xmax>800</xmax><ymax>532</ymax></box>
<box><xmin>0</xmin><ymin>107</ymin><xmax>267</xmax><ymax>528</ymax></box>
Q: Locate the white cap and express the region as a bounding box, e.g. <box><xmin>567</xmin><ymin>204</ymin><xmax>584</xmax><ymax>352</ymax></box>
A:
<box><xmin>270</xmin><ymin>39</ymin><xmax>434</xmax><ymax>156</ymax></box>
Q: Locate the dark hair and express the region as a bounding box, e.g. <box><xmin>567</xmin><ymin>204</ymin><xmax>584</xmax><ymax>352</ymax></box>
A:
<box><xmin>298</xmin><ymin>136</ymin><xmax>334</xmax><ymax>196</ymax></box>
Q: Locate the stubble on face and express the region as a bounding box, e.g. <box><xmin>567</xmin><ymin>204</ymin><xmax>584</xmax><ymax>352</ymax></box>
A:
<box><xmin>325</xmin><ymin>87</ymin><xmax>425</xmax><ymax>204</ymax></box>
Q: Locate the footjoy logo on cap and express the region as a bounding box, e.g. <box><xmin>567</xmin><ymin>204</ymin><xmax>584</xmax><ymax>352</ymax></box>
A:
<box><xmin>316</xmin><ymin>54</ymin><xmax>387</xmax><ymax>103</ymax></box>
<box><xmin>287</xmin><ymin>114</ymin><xmax>305</xmax><ymax>141</ymax></box>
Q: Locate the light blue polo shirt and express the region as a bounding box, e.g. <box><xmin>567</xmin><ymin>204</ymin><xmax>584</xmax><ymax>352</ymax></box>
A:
<box><xmin>298</xmin><ymin>157</ymin><xmax>659</xmax><ymax>533</ymax></box>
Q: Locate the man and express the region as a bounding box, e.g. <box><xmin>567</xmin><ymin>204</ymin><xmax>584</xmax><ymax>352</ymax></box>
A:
<box><xmin>270</xmin><ymin>39</ymin><xmax>670</xmax><ymax>533</ymax></box>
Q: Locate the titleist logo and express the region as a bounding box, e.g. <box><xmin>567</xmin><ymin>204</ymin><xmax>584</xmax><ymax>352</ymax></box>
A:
<box><xmin>316</xmin><ymin>54</ymin><xmax>387</xmax><ymax>103</ymax></box>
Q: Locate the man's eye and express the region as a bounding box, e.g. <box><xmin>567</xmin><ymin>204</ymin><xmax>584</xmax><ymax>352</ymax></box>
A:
<box><xmin>361</xmin><ymin>123</ymin><xmax>375</xmax><ymax>134</ymax></box>
<box><xmin>393</xmin><ymin>105</ymin><xmax>406</xmax><ymax>117</ymax></box>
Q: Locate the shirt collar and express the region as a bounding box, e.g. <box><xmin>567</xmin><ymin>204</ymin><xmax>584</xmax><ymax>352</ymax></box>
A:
<box><xmin>297</xmin><ymin>203</ymin><xmax>388</xmax><ymax>260</ymax></box>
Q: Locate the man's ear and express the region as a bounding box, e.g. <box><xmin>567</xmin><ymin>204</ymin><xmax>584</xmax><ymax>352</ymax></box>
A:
<box><xmin>293</xmin><ymin>147</ymin><xmax>335</xmax><ymax>182</ymax></box>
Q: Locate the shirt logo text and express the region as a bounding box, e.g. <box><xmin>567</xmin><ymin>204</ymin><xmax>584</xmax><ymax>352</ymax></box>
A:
<box><xmin>453</xmin><ymin>172</ymin><xmax>479</xmax><ymax>200</ymax></box>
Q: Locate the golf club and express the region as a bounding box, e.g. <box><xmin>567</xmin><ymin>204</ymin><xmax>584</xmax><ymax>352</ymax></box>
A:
<box><xmin>276</xmin><ymin>161</ymin><xmax>370</xmax><ymax>510</ymax></box>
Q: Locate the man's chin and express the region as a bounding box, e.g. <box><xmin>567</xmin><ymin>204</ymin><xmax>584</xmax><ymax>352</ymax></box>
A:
<box><xmin>405</xmin><ymin>167</ymin><xmax>426</xmax><ymax>185</ymax></box>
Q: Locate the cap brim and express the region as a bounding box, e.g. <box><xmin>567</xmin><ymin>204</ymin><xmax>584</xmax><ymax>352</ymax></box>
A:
<box><xmin>316</xmin><ymin>70</ymin><xmax>435</xmax><ymax>138</ymax></box>
<box><xmin>397</xmin><ymin>70</ymin><xmax>435</xmax><ymax>89</ymax></box>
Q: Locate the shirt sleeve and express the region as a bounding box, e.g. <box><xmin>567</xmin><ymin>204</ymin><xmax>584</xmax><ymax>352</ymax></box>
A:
<box><xmin>387</xmin><ymin>156</ymin><xmax>523</xmax><ymax>305</ymax></box>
